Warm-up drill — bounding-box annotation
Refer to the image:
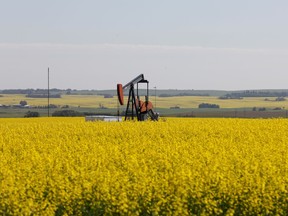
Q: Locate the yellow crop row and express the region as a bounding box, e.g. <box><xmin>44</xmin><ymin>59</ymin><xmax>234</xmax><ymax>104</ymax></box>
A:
<box><xmin>1</xmin><ymin>117</ymin><xmax>288</xmax><ymax>215</ymax></box>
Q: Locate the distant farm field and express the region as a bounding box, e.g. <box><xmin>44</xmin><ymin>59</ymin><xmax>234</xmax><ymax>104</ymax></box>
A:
<box><xmin>1</xmin><ymin>94</ymin><xmax>288</xmax><ymax>109</ymax></box>
<box><xmin>0</xmin><ymin>94</ymin><xmax>118</xmax><ymax>108</ymax></box>
<box><xmin>1</xmin><ymin>94</ymin><xmax>288</xmax><ymax>118</ymax></box>
<box><xmin>1</xmin><ymin>118</ymin><xmax>288</xmax><ymax>215</ymax></box>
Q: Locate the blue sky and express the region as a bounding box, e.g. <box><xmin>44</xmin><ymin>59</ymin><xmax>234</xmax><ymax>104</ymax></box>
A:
<box><xmin>1</xmin><ymin>0</ymin><xmax>288</xmax><ymax>90</ymax></box>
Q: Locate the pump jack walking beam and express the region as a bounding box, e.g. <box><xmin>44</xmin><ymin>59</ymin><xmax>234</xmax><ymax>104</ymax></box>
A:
<box><xmin>122</xmin><ymin>74</ymin><xmax>145</xmax><ymax>90</ymax></box>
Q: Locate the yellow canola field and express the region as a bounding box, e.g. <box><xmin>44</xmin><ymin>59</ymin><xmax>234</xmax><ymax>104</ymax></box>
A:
<box><xmin>1</xmin><ymin>117</ymin><xmax>288</xmax><ymax>215</ymax></box>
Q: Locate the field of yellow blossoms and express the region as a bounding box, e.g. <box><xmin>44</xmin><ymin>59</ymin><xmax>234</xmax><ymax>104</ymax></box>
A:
<box><xmin>1</xmin><ymin>117</ymin><xmax>288</xmax><ymax>215</ymax></box>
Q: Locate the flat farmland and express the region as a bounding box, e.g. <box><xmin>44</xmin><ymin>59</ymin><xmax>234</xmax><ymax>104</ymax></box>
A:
<box><xmin>1</xmin><ymin>94</ymin><xmax>288</xmax><ymax>118</ymax></box>
<box><xmin>155</xmin><ymin>96</ymin><xmax>288</xmax><ymax>109</ymax></box>
<box><xmin>1</xmin><ymin>94</ymin><xmax>288</xmax><ymax>109</ymax></box>
<box><xmin>0</xmin><ymin>94</ymin><xmax>118</xmax><ymax>108</ymax></box>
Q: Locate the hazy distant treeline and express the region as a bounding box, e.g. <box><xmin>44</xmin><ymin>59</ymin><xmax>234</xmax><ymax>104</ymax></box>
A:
<box><xmin>224</xmin><ymin>90</ymin><xmax>288</xmax><ymax>98</ymax></box>
<box><xmin>26</xmin><ymin>94</ymin><xmax>61</xmax><ymax>98</ymax></box>
<box><xmin>158</xmin><ymin>93</ymin><xmax>210</xmax><ymax>97</ymax></box>
<box><xmin>0</xmin><ymin>89</ymin><xmax>65</xmax><ymax>94</ymax></box>
<box><xmin>1</xmin><ymin>89</ymin><xmax>288</xmax><ymax>98</ymax></box>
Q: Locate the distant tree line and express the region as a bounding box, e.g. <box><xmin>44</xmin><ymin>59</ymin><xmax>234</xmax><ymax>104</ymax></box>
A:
<box><xmin>52</xmin><ymin>110</ymin><xmax>83</xmax><ymax>117</ymax></box>
<box><xmin>0</xmin><ymin>88</ymin><xmax>113</xmax><ymax>96</ymax></box>
<box><xmin>275</xmin><ymin>97</ymin><xmax>286</xmax><ymax>101</ymax></box>
<box><xmin>24</xmin><ymin>109</ymin><xmax>83</xmax><ymax>118</ymax></box>
<box><xmin>0</xmin><ymin>88</ymin><xmax>64</xmax><ymax>94</ymax></box>
<box><xmin>198</xmin><ymin>103</ymin><xmax>220</xmax><ymax>108</ymax></box>
<box><xmin>219</xmin><ymin>94</ymin><xmax>243</xmax><ymax>100</ymax></box>
<box><xmin>252</xmin><ymin>107</ymin><xmax>267</xmax><ymax>111</ymax></box>
<box><xmin>40</xmin><ymin>104</ymin><xmax>58</xmax><ymax>109</ymax></box>
<box><xmin>2</xmin><ymin>88</ymin><xmax>288</xmax><ymax>98</ymax></box>
<box><xmin>102</xmin><ymin>94</ymin><xmax>113</xmax><ymax>98</ymax></box>
<box><xmin>223</xmin><ymin>91</ymin><xmax>288</xmax><ymax>98</ymax></box>
<box><xmin>159</xmin><ymin>93</ymin><xmax>210</xmax><ymax>97</ymax></box>
<box><xmin>0</xmin><ymin>89</ymin><xmax>35</xmax><ymax>94</ymax></box>
<box><xmin>26</xmin><ymin>94</ymin><xmax>61</xmax><ymax>98</ymax></box>
<box><xmin>24</xmin><ymin>111</ymin><xmax>40</xmax><ymax>118</ymax></box>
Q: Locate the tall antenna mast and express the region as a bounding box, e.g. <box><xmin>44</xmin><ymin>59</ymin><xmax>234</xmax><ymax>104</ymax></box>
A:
<box><xmin>48</xmin><ymin>67</ymin><xmax>50</xmax><ymax>117</ymax></box>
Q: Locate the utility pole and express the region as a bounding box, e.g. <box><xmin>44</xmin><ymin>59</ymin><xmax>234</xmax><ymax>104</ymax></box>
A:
<box><xmin>48</xmin><ymin>68</ymin><xmax>50</xmax><ymax>117</ymax></box>
<box><xmin>154</xmin><ymin>86</ymin><xmax>157</xmax><ymax>112</ymax></box>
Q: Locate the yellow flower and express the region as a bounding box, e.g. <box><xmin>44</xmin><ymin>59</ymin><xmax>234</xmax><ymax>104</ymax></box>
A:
<box><xmin>1</xmin><ymin>117</ymin><xmax>288</xmax><ymax>214</ymax></box>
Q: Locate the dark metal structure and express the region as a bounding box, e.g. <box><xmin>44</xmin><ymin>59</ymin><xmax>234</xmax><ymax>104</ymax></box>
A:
<box><xmin>117</xmin><ymin>74</ymin><xmax>159</xmax><ymax>121</ymax></box>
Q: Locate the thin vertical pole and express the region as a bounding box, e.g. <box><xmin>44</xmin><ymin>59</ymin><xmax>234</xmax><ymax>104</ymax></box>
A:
<box><xmin>48</xmin><ymin>68</ymin><xmax>50</xmax><ymax>117</ymax></box>
<box><xmin>117</xmin><ymin>97</ymin><xmax>120</xmax><ymax>122</ymax></box>
<box><xmin>147</xmin><ymin>82</ymin><xmax>149</xmax><ymax>102</ymax></box>
<box><xmin>154</xmin><ymin>86</ymin><xmax>157</xmax><ymax>112</ymax></box>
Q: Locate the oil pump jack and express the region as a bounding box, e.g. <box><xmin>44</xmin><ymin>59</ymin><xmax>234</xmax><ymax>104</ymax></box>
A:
<box><xmin>117</xmin><ymin>74</ymin><xmax>159</xmax><ymax>121</ymax></box>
